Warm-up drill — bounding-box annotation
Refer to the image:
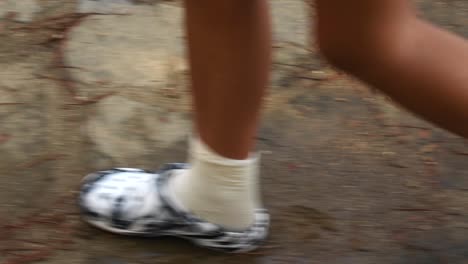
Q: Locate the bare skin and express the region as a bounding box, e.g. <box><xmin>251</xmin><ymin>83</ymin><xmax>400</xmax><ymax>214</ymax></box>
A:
<box><xmin>184</xmin><ymin>0</ymin><xmax>468</xmax><ymax>159</ymax></box>
<box><xmin>184</xmin><ymin>0</ymin><xmax>271</xmax><ymax>159</ymax></box>
<box><xmin>316</xmin><ymin>0</ymin><xmax>468</xmax><ymax>138</ymax></box>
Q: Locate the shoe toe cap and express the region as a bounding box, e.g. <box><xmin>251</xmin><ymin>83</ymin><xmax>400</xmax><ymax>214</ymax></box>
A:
<box><xmin>79</xmin><ymin>169</ymin><xmax>162</xmax><ymax>224</ymax></box>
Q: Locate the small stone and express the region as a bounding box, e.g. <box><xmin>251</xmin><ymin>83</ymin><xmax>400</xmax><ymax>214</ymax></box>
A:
<box><xmin>308</xmin><ymin>70</ymin><xmax>330</xmax><ymax>80</ymax></box>
<box><xmin>51</xmin><ymin>34</ymin><xmax>64</xmax><ymax>39</ymax></box>
<box><xmin>420</xmin><ymin>144</ymin><xmax>438</xmax><ymax>153</ymax></box>
<box><xmin>334</xmin><ymin>98</ymin><xmax>349</xmax><ymax>102</ymax></box>
<box><xmin>389</xmin><ymin>161</ymin><xmax>409</xmax><ymax>168</ymax></box>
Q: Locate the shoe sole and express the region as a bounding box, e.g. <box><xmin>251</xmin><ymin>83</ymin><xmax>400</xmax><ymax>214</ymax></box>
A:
<box><xmin>83</xmin><ymin>216</ymin><xmax>261</xmax><ymax>252</ymax></box>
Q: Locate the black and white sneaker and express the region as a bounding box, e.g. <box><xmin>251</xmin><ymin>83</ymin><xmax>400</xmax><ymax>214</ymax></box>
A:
<box><xmin>79</xmin><ymin>164</ymin><xmax>270</xmax><ymax>253</ymax></box>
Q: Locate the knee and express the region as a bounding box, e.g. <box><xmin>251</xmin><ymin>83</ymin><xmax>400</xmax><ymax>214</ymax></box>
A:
<box><xmin>316</xmin><ymin>13</ymin><xmax>416</xmax><ymax>75</ymax></box>
<box><xmin>317</xmin><ymin>28</ymin><xmax>385</xmax><ymax>74</ymax></box>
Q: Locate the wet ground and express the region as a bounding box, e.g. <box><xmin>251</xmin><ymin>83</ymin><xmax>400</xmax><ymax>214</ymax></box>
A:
<box><xmin>0</xmin><ymin>0</ymin><xmax>467</xmax><ymax>263</ymax></box>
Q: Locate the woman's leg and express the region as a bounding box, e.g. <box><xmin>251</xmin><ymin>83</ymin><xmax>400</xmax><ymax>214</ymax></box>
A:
<box><xmin>184</xmin><ymin>0</ymin><xmax>271</xmax><ymax>160</ymax></box>
<box><xmin>315</xmin><ymin>0</ymin><xmax>468</xmax><ymax>137</ymax></box>
<box><xmin>168</xmin><ymin>0</ymin><xmax>272</xmax><ymax>230</ymax></box>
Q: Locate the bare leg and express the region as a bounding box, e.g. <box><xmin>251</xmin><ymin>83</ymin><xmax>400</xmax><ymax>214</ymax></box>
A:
<box><xmin>316</xmin><ymin>0</ymin><xmax>468</xmax><ymax>137</ymax></box>
<box><xmin>165</xmin><ymin>0</ymin><xmax>272</xmax><ymax>230</ymax></box>
<box><xmin>184</xmin><ymin>0</ymin><xmax>271</xmax><ymax>159</ymax></box>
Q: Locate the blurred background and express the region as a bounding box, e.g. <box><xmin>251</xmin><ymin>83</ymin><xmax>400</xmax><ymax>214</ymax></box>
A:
<box><xmin>0</xmin><ymin>0</ymin><xmax>467</xmax><ymax>263</ymax></box>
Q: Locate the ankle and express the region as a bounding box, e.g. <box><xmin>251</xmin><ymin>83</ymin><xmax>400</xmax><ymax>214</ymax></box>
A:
<box><xmin>169</xmin><ymin>138</ymin><xmax>261</xmax><ymax>230</ymax></box>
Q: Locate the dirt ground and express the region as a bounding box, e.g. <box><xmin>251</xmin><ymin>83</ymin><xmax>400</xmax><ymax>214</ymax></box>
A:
<box><xmin>1</xmin><ymin>1</ymin><xmax>468</xmax><ymax>263</ymax></box>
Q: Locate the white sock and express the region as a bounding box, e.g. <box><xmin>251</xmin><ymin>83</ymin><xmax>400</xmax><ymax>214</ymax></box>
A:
<box><xmin>168</xmin><ymin>138</ymin><xmax>261</xmax><ymax>230</ymax></box>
